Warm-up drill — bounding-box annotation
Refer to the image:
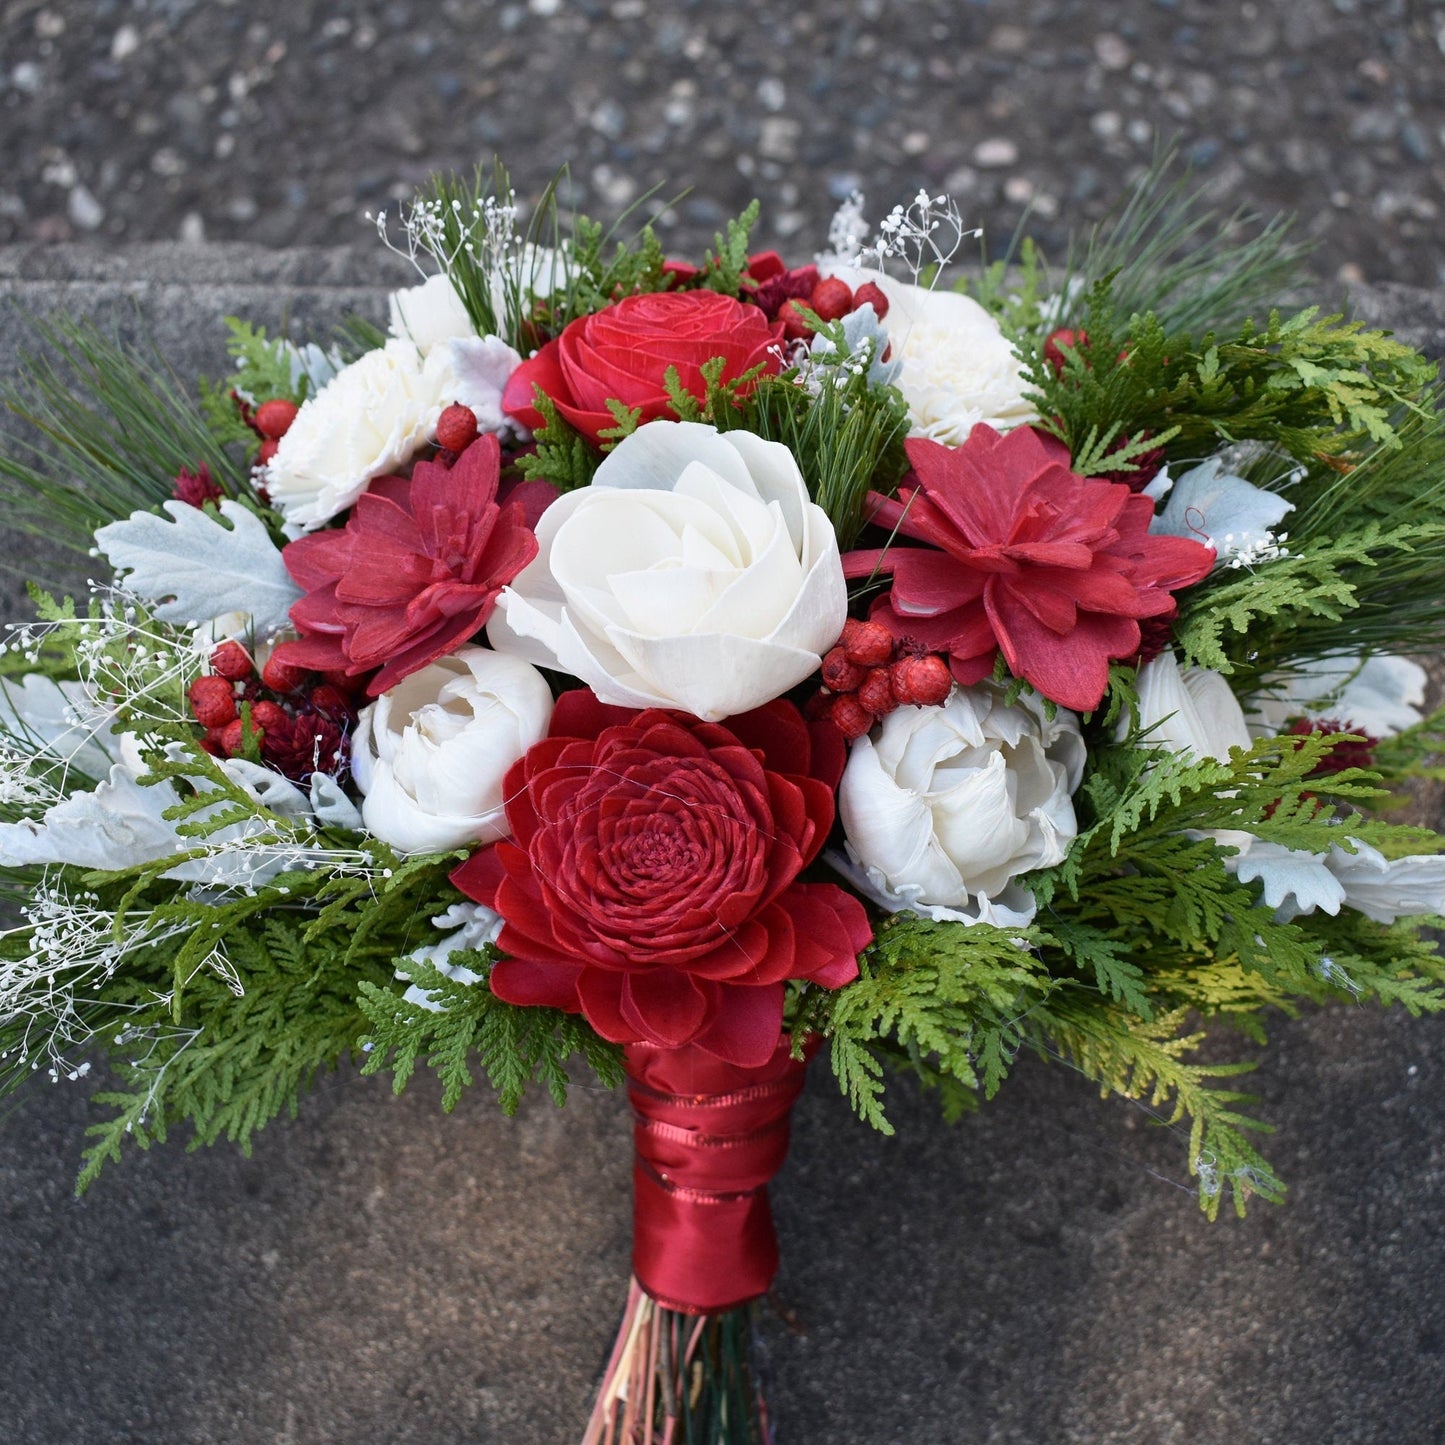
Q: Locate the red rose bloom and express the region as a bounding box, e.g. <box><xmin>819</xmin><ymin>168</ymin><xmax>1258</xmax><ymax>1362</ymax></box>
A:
<box><xmin>451</xmin><ymin>691</ymin><xmax>871</xmax><ymax>1068</ymax></box>
<box><xmin>843</xmin><ymin>426</ymin><xmax>1215</xmax><ymax>712</ymax></box>
<box><xmin>502</xmin><ymin>291</ymin><xmax>784</xmax><ymax>444</ymax></box>
<box><xmin>271</xmin><ymin>434</ymin><xmax>537</xmax><ymax>697</ymax></box>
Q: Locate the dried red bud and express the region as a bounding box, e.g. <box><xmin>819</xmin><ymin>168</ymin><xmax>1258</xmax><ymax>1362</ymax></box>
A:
<box><xmin>809</xmin><ymin>276</ymin><xmax>853</xmax><ymax>323</ymax></box>
<box><xmin>172</xmin><ymin>463</ymin><xmax>223</xmax><ymax>509</ymax></box>
<box><xmin>829</xmin><ymin>694</ymin><xmax>875</xmax><ymax>740</ymax></box>
<box><xmin>776</xmin><ymin>300</ymin><xmax>814</xmax><ymax>342</ymax></box>
<box><xmin>852</xmin><ymin>281</ymin><xmax>889</xmax><ymax>320</ymax></box>
<box><xmin>308</xmin><ymin>683</ymin><xmax>354</xmax><ymax>720</ymax></box>
<box><xmin>435</xmin><ymin>402</ymin><xmax>480</xmax><ymax>453</ymax></box>
<box><xmin>253</xmin><ymin>398</ymin><xmax>299</xmax><ymax>441</ymax></box>
<box><xmin>200</xmin><ymin>726</ymin><xmax>230</xmax><ymax>757</ymax></box>
<box><xmin>208</xmin><ymin>640</ymin><xmax>255</xmax><ymax>681</ymax></box>
<box><xmin>891</xmin><ymin>654</ymin><xmax>953</xmax><ymax>707</ymax></box>
<box><xmin>821</xmin><ymin>646</ymin><xmax>866</xmax><ymax>693</ymax></box>
<box><xmin>187</xmin><ymin>675</ymin><xmax>237</xmax><ymax>729</ymax></box>
<box><xmin>1043</xmin><ymin>327</ymin><xmax>1089</xmax><ymax>377</ymax></box>
<box><xmin>856</xmin><ymin>667</ymin><xmax>897</xmax><ymax>716</ymax></box>
<box><xmin>840</xmin><ymin>618</ymin><xmax>895</xmax><ymax>667</ymax></box>
<box><xmin>261</xmin><ymin>655</ymin><xmax>310</xmax><ymax>694</ymax></box>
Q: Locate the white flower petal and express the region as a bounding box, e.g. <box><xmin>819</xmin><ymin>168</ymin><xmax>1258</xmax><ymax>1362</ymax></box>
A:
<box><xmin>489</xmin><ymin>420</ymin><xmax>847</xmax><ymax>719</ymax></box>
<box><xmin>354</xmin><ymin>647</ymin><xmax>553</xmax><ymax>855</ymax></box>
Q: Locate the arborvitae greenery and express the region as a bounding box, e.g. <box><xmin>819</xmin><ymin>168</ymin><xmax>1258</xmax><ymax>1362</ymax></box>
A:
<box><xmin>357</xmin><ymin>950</ymin><xmax>624</xmax><ymax>1113</ymax></box>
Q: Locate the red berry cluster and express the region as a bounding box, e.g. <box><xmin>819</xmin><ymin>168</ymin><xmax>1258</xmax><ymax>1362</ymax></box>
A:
<box><xmin>187</xmin><ymin>639</ymin><xmax>357</xmax><ymax>784</ymax></box>
<box><xmin>777</xmin><ymin>276</ymin><xmax>890</xmax><ymax>343</ymax></box>
<box><xmin>808</xmin><ymin>619</ymin><xmax>954</xmax><ymax>740</ymax></box>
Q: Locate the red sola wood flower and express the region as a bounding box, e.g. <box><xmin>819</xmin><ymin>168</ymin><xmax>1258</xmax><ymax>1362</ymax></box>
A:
<box><xmin>271</xmin><ymin>434</ymin><xmax>538</xmax><ymax>697</ymax></box>
<box><xmin>450</xmin><ymin>691</ymin><xmax>872</xmax><ymax>1068</ymax></box>
<box><xmin>843</xmin><ymin>426</ymin><xmax>1215</xmax><ymax>712</ymax></box>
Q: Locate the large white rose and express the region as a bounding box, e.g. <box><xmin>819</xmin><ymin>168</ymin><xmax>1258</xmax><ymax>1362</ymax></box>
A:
<box><xmin>826</xmin><ymin>268</ymin><xmax>1035</xmax><ymax>444</ymax></box>
<box><xmin>487</xmin><ymin>421</ymin><xmax>848</xmax><ymax>721</ymax></box>
<box><xmin>265</xmin><ymin>335</ymin><xmax>522</xmax><ymax>531</ymax></box>
<box><xmin>836</xmin><ymin>686</ymin><xmax>1085</xmax><ymax>927</ymax></box>
<box><xmin>351</xmin><ymin>647</ymin><xmax>554</xmax><ymax>855</ymax></box>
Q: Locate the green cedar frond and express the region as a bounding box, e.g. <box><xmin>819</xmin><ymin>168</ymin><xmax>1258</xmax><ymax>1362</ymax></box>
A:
<box><xmin>76</xmin><ymin>914</ymin><xmax>389</xmax><ymax>1193</ymax></box>
<box><xmin>1027</xmin><ymin>995</ymin><xmax>1282</xmax><ymax>1219</ymax></box>
<box><xmin>804</xmin><ymin>916</ymin><xmax>1052</xmax><ymax>1133</ymax></box>
<box><xmin>357</xmin><ymin>951</ymin><xmax>623</xmax><ymax>1113</ymax></box>
<box><xmin>515</xmin><ymin>392</ymin><xmax>603</xmax><ymax>490</ymax></box>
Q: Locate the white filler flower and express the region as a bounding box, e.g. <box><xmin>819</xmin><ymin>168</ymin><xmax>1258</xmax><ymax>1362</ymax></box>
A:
<box><xmin>826</xmin><ymin>268</ymin><xmax>1036</xmax><ymax>444</ymax></box>
<box><xmin>488</xmin><ymin>421</ymin><xmax>847</xmax><ymax>721</ymax></box>
<box><xmin>352</xmin><ymin>646</ymin><xmax>554</xmax><ymax>855</ymax></box>
<box><xmin>837</xmin><ymin>686</ymin><xmax>1085</xmax><ymax>928</ymax></box>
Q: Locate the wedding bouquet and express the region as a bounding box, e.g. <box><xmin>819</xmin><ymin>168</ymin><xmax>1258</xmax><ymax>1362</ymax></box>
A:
<box><xmin>2</xmin><ymin>159</ymin><xmax>1443</xmax><ymax>1442</ymax></box>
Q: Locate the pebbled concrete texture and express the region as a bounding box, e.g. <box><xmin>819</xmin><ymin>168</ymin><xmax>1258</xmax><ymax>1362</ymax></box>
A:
<box><xmin>0</xmin><ymin>251</ymin><xmax>1442</xmax><ymax>1445</ymax></box>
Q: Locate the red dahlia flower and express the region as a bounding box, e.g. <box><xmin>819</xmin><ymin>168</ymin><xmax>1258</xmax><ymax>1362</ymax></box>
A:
<box><xmin>843</xmin><ymin>426</ymin><xmax>1214</xmax><ymax>712</ymax></box>
<box><xmin>450</xmin><ymin>691</ymin><xmax>871</xmax><ymax>1068</ymax></box>
<box><xmin>502</xmin><ymin>290</ymin><xmax>784</xmax><ymax>444</ymax></box>
<box><xmin>271</xmin><ymin>433</ymin><xmax>537</xmax><ymax>697</ymax></box>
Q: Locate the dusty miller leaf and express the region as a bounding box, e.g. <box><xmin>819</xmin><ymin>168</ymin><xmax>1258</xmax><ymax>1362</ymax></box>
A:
<box><xmin>94</xmin><ymin>500</ymin><xmax>300</xmax><ymax>637</ymax></box>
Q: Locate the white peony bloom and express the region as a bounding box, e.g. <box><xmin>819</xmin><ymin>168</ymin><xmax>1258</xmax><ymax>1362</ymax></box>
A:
<box><xmin>1146</xmin><ymin>457</ymin><xmax>1294</xmax><ymax>569</ymax></box>
<box><xmin>1133</xmin><ymin>651</ymin><xmax>1252</xmax><ymax>762</ymax></box>
<box><xmin>388</xmin><ymin>272</ymin><xmax>475</xmax><ymax>355</ymax></box>
<box><xmin>352</xmin><ymin>646</ymin><xmax>553</xmax><ymax>855</ymax></box>
<box><xmin>488</xmin><ymin>421</ymin><xmax>848</xmax><ymax>722</ymax></box>
<box><xmin>264</xmin><ymin>334</ymin><xmax>524</xmax><ymax>531</ymax></box>
<box><xmin>836</xmin><ymin>686</ymin><xmax>1085</xmax><ymax>927</ymax></box>
<box><xmin>824</xmin><ymin>268</ymin><xmax>1035</xmax><ymax>443</ymax></box>
<box><xmin>1248</xmin><ymin>653</ymin><xmax>1428</xmax><ymax>740</ymax></box>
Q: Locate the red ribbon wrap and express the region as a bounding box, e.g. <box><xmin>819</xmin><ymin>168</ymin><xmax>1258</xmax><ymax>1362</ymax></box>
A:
<box><xmin>625</xmin><ymin>1036</ymin><xmax>813</xmax><ymax>1315</ymax></box>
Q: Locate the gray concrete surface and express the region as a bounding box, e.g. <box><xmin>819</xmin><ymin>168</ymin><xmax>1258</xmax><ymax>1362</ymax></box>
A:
<box><xmin>0</xmin><ymin>252</ymin><xmax>1443</xmax><ymax>1444</ymax></box>
<box><xmin>2</xmin><ymin>0</ymin><xmax>1444</xmax><ymax>291</ymax></box>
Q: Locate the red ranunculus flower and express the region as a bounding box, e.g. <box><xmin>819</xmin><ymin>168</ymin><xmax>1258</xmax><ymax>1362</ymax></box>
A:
<box><xmin>842</xmin><ymin>425</ymin><xmax>1215</xmax><ymax>712</ymax></box>
<box><xmin>271</xmin><ymin>434</ymin><xmax>537</xmax><ymax>697</ymax></box>
<box><xmin>502</xmin><ymin>290</ymin><xmax>784</xmax><ymax>444</ymax></box>
<box><xmin>450</xmin><ymin>691</ymin><xmax>871</xmax><ymax>1068</ymax></box>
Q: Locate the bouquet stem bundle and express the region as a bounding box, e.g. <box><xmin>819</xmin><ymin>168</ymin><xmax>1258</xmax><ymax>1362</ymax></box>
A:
<box><xmin>583</xmin><ymin>1281</ymin><xmax>768</xmax><ymax>1445</ymax></box>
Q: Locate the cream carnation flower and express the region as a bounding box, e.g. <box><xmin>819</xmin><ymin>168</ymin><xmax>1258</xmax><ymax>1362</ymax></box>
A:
<box><xmin>828</xmin><ymin>268</ymin><xmax>1036</xmax><ymax>444</ymax></box>
<box><xmin>388</xmin><ymin>272</ymin><xmax>475</xmax><ymax>355</ymax></box>
<box><xmin>265</xmin><ymin>335</ymin><xmax>522</xmax><ymax>532</ymax></box>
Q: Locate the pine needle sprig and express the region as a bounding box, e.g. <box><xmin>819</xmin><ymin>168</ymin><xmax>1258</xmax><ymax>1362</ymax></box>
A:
<box><xmin>0</xmin><ymin>313</ymin><xmax>246</xmax><ymax>564</ymax></box>
<box><xmin>1044</xmin><ymin>146</ymin><xmax>1311</xmax><ymax>338</ymax></box>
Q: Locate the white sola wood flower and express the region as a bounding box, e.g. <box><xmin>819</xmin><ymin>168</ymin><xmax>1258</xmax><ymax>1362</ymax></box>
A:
<box><xmin>351</xmin><ymin>646</ymin><xmax>554</xmax><ymax>855</ymax></box>
<box><xmin>488</xmin><ymin>421</ymin><xmax>848</xmax><ymax>721</ymax></box>
<box><xmin>835</xmin><ymin>685</ymin><xmax>1085</xmax><ymax>928</ymax></box>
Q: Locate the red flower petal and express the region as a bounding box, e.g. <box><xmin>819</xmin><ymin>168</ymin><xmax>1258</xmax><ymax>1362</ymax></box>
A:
<box><xmin>846</xmin><ymin>425</ymin><xmax>1215</xmax><ymax>711</ymax></box>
